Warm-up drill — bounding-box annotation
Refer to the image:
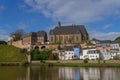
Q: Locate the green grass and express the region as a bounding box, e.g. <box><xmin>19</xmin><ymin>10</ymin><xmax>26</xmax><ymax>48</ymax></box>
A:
<box><xmin>0</xmin><ymin>45</ymin><xmax>27</xmax><ymax>63</ymax></box>
<box><xmin>31</xmin><ymin>62</ymin><xmax>120</xmax><ymax>67</ymax></box>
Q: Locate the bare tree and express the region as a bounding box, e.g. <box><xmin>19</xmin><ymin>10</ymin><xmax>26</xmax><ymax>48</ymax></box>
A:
<box><xmin>10</xmin><ymin>29</ymin><xmax>25</xmax><ymax>41</ymax></box>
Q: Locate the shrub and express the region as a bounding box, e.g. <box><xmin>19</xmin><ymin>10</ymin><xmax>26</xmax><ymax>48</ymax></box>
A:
<box><xmin>113</xmin><ymin>55</ymin><xmax>120</xmax><ymax>60</ymax></box>
<box><xmin>31</xmin><ymin>49</ymin><xmax>52</xmax><ymax>60</ymax></box>
<box><xmin>20</xmin><ymin>48</ymin><xmax>27</xmax><ymax>54</ymax></box>
<box><xmin>0</xmin><ymin>41</ymin><xmax>7</xmax><ymax>45</ymax></box>
<box><xmin>84</xmin><ymin>58</ymin><xmax>89</xmax><ymax>63</ymax></box>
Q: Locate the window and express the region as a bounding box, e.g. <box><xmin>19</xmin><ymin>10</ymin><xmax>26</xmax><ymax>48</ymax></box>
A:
<box><xmin>65</xmin><ymin>36</ymin><xmax>68</xmax><ymax>41</ymax></box>
<box><xmin>88</xmin><ymin>51</ymin><xmax>90</xmax><ymax>54</ymax></box>
<box><xmin>60</xmin><ymin>36</ymin><xmax>63</xmax><ymax>41</ymax></box>
<box><xmin>94</xmin><ymin>51</ymin><xmax>95</xmax><ymax>53</ymax></box>
<box><xmin>76</xmin><ymin>36</ymin><xmax>79</xmax><ymax>41</ymax></box>
<box><xmin>56</xmin><ymin>36</ymin><xmax>58</xmax><ymax>41</ymax></box>
<box><xmin>69</xmin><ymin>36</ymin><xmax>73</xmax><ymax>43</ymax></box>
<box><xmin>51</xmin><ymin>37</ymin><xmax>53</xmax><ymax>42</ymax></box>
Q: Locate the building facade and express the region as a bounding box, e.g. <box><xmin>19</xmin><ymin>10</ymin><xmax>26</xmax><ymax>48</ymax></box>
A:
<box><xmin>37</xmin><ymin>31</ymin><xmax>47</xmax><ymax>44</ymax></box>
<box><xmin>80</xmin><ymin>48</ymin><xmax>100</xmax><ymax>60</ymax></box>
<box><xmin>22</xmin><ymin>30</ymin><xmax>47</xmax><ymax>45</ymax></box>
<box><xmin>49</xmin><ymin>22</ymin><xmax>89</xmax><ymax>44</ymax></box>
<box><xmin>22</xmin><ymin>32</ymin><xmax>37</xmax><ymax>45</ymax></box>
<box><xmin>58</xmin><ymin>46</ymin><xmax>74</xmax><ymax>60</ymax></box>
<box><xmin>96</xmin><ymin>40</ymin><xmax>120</xmax><ymax>60</ymax></box>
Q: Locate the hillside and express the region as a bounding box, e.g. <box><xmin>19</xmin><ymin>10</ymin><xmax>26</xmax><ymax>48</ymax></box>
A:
<box><xmin>0</xmin><ymin>45</ymin><xmax>27</xmax><ymax>62</ymax></box>
<box><xmin>115</xmin><ymin>36</ymin><xmax>120</xmax><ymax>43</ymax></box>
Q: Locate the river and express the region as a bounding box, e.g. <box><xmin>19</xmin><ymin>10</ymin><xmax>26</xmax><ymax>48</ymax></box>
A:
<box><xmin>0</xmin><ymin>66</ymin><xmax>120</xmax><ymax>80</ymax></box>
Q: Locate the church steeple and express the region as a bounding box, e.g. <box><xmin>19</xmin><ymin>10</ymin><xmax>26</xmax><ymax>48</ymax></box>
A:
<box><xmin>58</xmin><ymin>21</ymin><xmax>61</xmax><ymax>27</ymax></box>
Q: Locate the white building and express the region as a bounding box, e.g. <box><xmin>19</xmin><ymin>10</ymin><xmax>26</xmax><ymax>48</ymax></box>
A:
<box><xmin>95</xmin><ymin>40</ymin><xmax>120</xmax><ymax>60</ymax></box>
<box><xmin>110</xmin><ymin>42</ymin><xmax>119</xmax><ymax>50</ymax></box>
<box><xmin>97</xmin><ymin>48</ymin><xmax>120</xmax><ymax>60</ymax></box>
<box><xmin>110</xmin><ymin>42</ymin><xmax>120</xmax><ymax>59</ymax></box>
<box><xmin>80</xmin><ymin>48</ymin><xmax>100</xmax><ymax>60</ymax></box>
<box><xmin>110</xmin><ymin>49</ymin><xmax>120</xmax><ymax>59</ymax></box>
<box><xmin>97</xmin><ymin>41</ymin><xmax>120</xmax><ymax>60</ymax></box>
<box><xmin>100</xmin><ymin>48</ymin><xmax>111</xmax><ymax>60</ymax></box>
<box><xmin>58</xmin><ymin>46</ymin><xmax>74</xmax><ymax>60</ymax></box>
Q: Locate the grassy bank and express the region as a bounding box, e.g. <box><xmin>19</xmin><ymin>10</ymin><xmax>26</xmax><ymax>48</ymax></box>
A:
<box><xmin>31</xmin><ymin>61</ymin><xmax>120</xmax><ymax>67</ymax></box>
<box><xmin>0</xmin><ymin>45</ymin><xmax>27</xmax><ymax>64</ymax></box>
<box><xmin>31</xmin><ymin>63</ymin><xmax>120</xmax><ymax>67</ymax></box>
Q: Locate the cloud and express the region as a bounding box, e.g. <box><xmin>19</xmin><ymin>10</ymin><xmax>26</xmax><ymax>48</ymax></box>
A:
<box><xmin>102</xmin><ymin>24</ymin><xmax>112</xmax><ymax>30</ymax></box>
<box><xmin>0</xmin><ymin>35</ymin><xmax>9</xmax><ymax>41</ymax></box>
<box><xmin>90</xmin><ymin>32</ymin><xmax>120</xmax><ymax>40</ymax></box>
<box><xmin>24</xmin><ymin>0</ymin><xmax>120</xmax><ymax>24</ymax></box>
<box><xmin>0</xmin><ymin>29</ymin><xmax>9</xmax><ymax>41</ymax></box>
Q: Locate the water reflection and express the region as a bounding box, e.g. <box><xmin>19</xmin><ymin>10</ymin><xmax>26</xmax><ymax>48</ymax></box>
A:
<box><xmin>57</xmin><ymin>67</ymin><xmax>120</xmax><ymax>80</ymax></box>
<box><xmin>0</xmin><ymin>66</ymin><xmax>120</xmax><ymax>80</ymax></box>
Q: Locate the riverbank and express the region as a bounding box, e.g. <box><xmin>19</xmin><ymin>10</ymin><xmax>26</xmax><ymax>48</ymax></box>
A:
<box><xmin>0</xmin><ymin>62</ymin><xmax>28</xmax><ymax>66</ymax></box>
<box><xmin>1</xmin><ymin>59</ymin><xmax>120</xmax><ymax>67</ymax></box>
<box><xmin>0</xmin><ymin>61</ymin><xmax>120</xmax><ymax>68</ymax></box>
<box><xmin>31</xmin><ymin>60</ymin><xmax>120</xmax><ymax>67</ymax></box>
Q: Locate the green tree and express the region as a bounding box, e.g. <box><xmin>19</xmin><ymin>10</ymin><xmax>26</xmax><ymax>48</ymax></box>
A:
<box><xmin>31</xmin><ymin>49</ymin><xmax>52</xmax><ymax>60</ymax></box>
<box><xmin>31</xmin><ymin>49</ymin><xmax>40</xmax><ymax>60</ymax></box>
<box><xmin>0</xmin><ymin>41</ymin><xmax>7</xmax><ymax>45</ymax></box>
<box><xmin>57</xmin><ymin>45</ymin><xmax>62</xmax><ymax>50</ymax></box>
<box><xmin>113</xmin><ymin>55</ymin><xmax>120</xmax><ymax>60</ymax></box>
<box><xmin>48</xmin><ymin>54</ymin><xmax>59</xmax><ymax>60</ymax></box>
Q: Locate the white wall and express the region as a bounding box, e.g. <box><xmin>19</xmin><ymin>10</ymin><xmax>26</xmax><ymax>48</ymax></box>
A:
<box><xmin>80</xmin><ymin>48</ymin><xmax>99</xmax><ymax>60</ymax></box>
<box><xmin>110</xmin><ymin>43</ymin><xmax>119</xmax><ymax>49</ymax></box>
<box><xmin>59</xmin><ymin>51</ymin><xmax>74</xmax><ymax>60</ymax></box>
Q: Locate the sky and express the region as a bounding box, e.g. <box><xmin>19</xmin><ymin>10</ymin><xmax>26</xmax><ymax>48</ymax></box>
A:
<box><xmin>0</xmin><ymin>0</ymin><xmax>120</xmax><ymax>41</ymax></box>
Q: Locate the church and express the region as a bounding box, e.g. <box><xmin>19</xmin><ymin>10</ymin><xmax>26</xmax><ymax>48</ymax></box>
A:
<box><xmin>49</xmin><ymin>22</ymin><xmax>89</xmax><ymax>44</ymax></box>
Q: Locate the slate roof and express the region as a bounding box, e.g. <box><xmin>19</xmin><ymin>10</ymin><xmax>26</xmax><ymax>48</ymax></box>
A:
<box><xmin>99</xmin><ymin>40</ymin><xmax>112</xmax><ymax>44</ymax></box>
<box><xmin>49</xmin><ymin>25</ymin><xmax>88</xmax><ymax>35</ymax></box>
<box><xmin>37</xmin><ymin>30</ymin><xmax>47</xmax><ymax>37</ymax></box>
<box><xmin>23</xmin><ymin>32</ymin><xmax>37</xmax><ymax>37</ymax></box>
<box><xmin>61</xmin><ymin>46</ymin><xmax>74</xmax><ymax>51</ymax></box>
<box><xmin>99</xmin><ymin>40</ymin><xmax>118</xmax><ymax>44</ymax></box>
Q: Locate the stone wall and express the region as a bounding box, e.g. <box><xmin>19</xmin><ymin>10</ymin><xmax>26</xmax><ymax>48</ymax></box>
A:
<box><xmin>8</xmin><ymin>40</ymin><xmax>31</xmax><ymax>50</ymax></box>
<box><xmin>50</xmin><ymin>34</ymin><xmax>82</xmax><ymax>44</ymax></box>
<box><xmin>11</xmin><ymin>40</ymin><xmax>23</xmax><ymax>48</ymax></box>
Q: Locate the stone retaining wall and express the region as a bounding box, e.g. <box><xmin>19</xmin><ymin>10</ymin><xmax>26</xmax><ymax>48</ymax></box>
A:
<box><xmin>32</xmin><ymin>60</ymin><xmax>120</xmax><ymax>63</ymax></box>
